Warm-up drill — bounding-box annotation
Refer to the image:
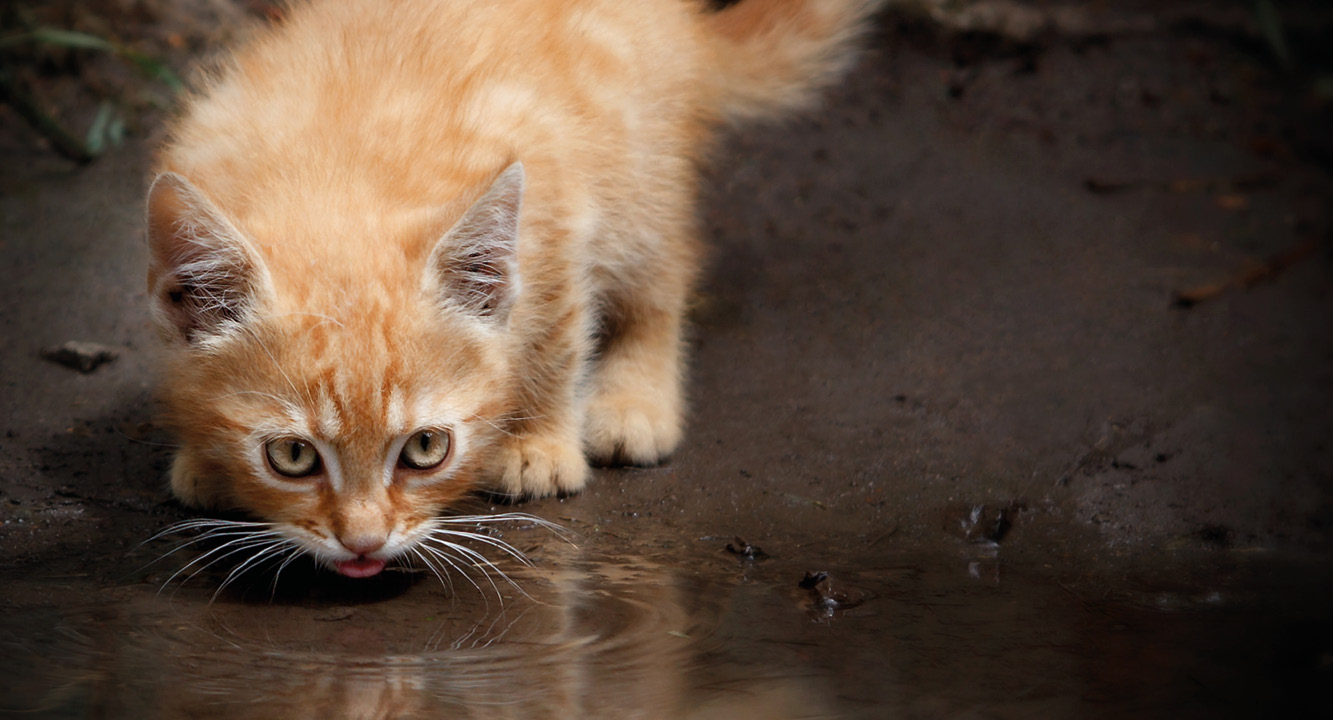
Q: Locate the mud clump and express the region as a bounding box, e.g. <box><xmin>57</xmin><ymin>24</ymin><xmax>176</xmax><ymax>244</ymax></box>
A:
<box><xmin>725</xmin><ymin>536</ymin><xmax>770</xmax><ymax>561</ymax></box>
<box><xmin>942</xmin><ymin>501</ymin><xmax>1026</xmax><ymax>544</ymax></box>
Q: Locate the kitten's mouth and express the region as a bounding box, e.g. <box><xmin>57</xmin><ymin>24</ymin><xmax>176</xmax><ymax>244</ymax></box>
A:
<box><xmin>334</xmin><ymin>556</ymin><xmax>387</xmax><ymax>578</ymax></box>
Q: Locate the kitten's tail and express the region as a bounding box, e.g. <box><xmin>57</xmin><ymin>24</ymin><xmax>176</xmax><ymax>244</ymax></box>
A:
<box><xmin>702</xmin><ymin>0</ymin><xmax>884</xmax><ymax>123</ymax></box>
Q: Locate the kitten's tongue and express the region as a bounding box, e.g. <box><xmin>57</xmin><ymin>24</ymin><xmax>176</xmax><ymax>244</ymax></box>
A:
<box><xmin>334</xmin><ymin>557</ymin><xmax>387</xmax><ymax>578</ymax></box>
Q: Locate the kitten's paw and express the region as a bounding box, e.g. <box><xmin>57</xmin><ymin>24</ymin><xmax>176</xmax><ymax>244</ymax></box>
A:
<box><xmin>169</xmin><ymin>452</ymin><xmax>219</xmax><ymax>509</ymax></box>
<box><xmin>494</xmin><ymin>433</ymin><xmax>589</xmax><ymax>500</ymax></box>
<box><xmin>584</xmin><ymin>393</ymin><xmax>682</xmax><ymax>466</ymax></box>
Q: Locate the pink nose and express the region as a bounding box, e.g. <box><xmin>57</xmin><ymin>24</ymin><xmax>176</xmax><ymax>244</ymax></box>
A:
<box><xmin>340</xmin><ymin>535</ymin><xmax>386</xmax><ymax>556</ymax></box>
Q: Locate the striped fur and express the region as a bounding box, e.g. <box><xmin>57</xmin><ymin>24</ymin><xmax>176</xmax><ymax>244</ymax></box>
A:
<box><xmin>147</xmin><ymin>0</ymin><xmax>881</xmax><ymax>576</ymax></box>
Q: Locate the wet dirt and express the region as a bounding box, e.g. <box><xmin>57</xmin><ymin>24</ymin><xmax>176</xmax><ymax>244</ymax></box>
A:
<box><xmin>3</xmin><ymin>1</ymin><xmax>1333</xmax><ymax>718</ymax></box>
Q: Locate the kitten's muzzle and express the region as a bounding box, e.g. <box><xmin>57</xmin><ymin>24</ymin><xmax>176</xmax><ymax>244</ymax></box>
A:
<box><xmin>333</xmin><ymin>534</ymin><xmax>389</xmax><ymax>577</ymax></box>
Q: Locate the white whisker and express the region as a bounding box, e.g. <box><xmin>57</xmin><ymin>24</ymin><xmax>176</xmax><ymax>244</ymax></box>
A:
<box><xmin>432</xmin><ymin>511</ymin><xmax>571</xmax><ymax>533</ymax></box>
<box><xmin>160</xmin><ymin>535</ymin><xmax>280</xmax><ymax>594</ymax></box>
<box><xmin>268</xmin><ymin>546</ymin><xmax>304</xmax><ymax>599</ymax></box>
<box><xmin>407</xmin><ymin>512</ymin><xmax>572</xmax><ymax>603</ymax></box>
<box><xmin>420</xmin><ymin>536</ymin><xmax>523</xmax><ymax>600</ymax></box>
<box><xmin>135</xmin><ymin>529</ymin><xmax>287</xmax><ymax>579</ymax></box>
<box><xmin>427</xmin><ymin>527</ymin><xmax>534</xmax><ymax>567</ymax></box>
<box><xmin>212</xmin><ymin>538</ymin><xmax>297</xmax><ymax>602</ymax></box>
<box><xmin>418</xmin><ymin>542</ymin><xmax>508</xmax><ymax>613</ymax></box>
<box><xmin>408</xmin><ymin>546</ymin><xmax>453</xmax><ymax>595</ymax></box>
<box><xmin>137</xmin><ymin>518</ymin><xmax>276</xmax><ymax>548</ymax></box>
<box><xmin>418</xmin><ymin>542</ymin><xmax>489</xmax><ymax>599</ymax></box>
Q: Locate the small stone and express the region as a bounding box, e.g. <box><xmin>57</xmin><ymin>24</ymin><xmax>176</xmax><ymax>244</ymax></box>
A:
<box><xmin>41</xmin><ymin>341</ymin><xmax>120</xmax><ymax>373</ymax></box>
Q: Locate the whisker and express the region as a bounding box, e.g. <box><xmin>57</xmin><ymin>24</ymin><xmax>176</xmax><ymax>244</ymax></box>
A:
<box><xmin>482</xmin><ymin>487</ymin><xmax>524</xmax><ymax>504</ymax></box>
<box><xmin>268</xmin><ymin>546</ymin><xmax>305</xmax><ymax>600</ymax></box>
<box><xmin>433</xmin><ymin>511</ymin><xmax>571</xmax><ymax>533</ymax></box>
<box><xmin>213</xmin><ymin>538</ymin><xmax>297</xmax><ymax>602</ymax></box>
<box><xmin>142</xmin><ymin>526</ymin><xmax>284</xmax><ymax>555</ymax></box>
<box><xmin>427</xmin><ymin>527</ymin><xmax>535</xmax><ymax>567</ymax></box>
<box><xmin>405</xmin><ymin>511</ymin><xmax>571</xmax><ymax>604</ymax></box>
<box><xmin>420</xmin><ymin>536</ymin><xmax>524</xmax><ymax>601</ymax></box>
<box><xmin>159</xmin><ymin>534</ymin><xmax>284</xmax><ymax>594</ymax></box>
<box><xmin>418</xmin><ymin>543</ymin><xmax>492</xmax><ymax>602</ymax></box>
<box><xmin>175</xmin><ymin>538</ymin><xmax>289</xmax><ymax>595</ymax></box>
<box><xmin>408</xmin><ymin>546</ymin><xmax>453</xmax><ymax>595</ymax></box>
<box><xmin>134</xmin><ymin>529</ymin><xmax>287</xmax><ymax>579</ymax></box>
<box><xmin>137</xmin><ymin>518</ymin><xmax>277</xmax><ymax>548</ymax></box>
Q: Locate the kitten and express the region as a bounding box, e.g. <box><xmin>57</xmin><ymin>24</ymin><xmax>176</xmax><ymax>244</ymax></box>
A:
<box><xmin>147</xmin><ymin>0</ymin><xmax>881</xmax><ymax>577</ymax></box>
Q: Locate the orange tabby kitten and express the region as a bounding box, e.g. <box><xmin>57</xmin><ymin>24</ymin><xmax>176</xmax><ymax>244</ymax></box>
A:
<box><xmin>147</xmin><ymin>0</ymin><xmax>881</xmax><ymax>577</ymax></box>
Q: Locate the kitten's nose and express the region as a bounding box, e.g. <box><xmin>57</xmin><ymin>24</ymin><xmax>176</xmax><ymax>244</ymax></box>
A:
<box><xmin>339</xmin><ymin>535</ymin><xmax>386</xmax><ymax>556</ymax></box>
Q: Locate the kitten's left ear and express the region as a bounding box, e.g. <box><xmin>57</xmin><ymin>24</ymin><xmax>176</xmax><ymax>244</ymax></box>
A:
<box><xmin>424</xmin><ymin>162</ymin><xmax>524</xmax><ymax>323</ymax></box>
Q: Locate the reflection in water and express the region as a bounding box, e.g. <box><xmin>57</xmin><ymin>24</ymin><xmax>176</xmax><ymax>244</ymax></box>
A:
<box><xmin>0</xmin><ymin>548</ymin><xmax>830</xmax><ymax>720</ymax></box>
<box><xmin>10</xmin><ymin>531</ymin><xmax>1320</xmax><ymax>718</ymax></box>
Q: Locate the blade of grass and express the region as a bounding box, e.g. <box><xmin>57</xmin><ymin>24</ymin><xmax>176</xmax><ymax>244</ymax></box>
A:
<box><xmin>0</xmin><ymin>28</ymin><xmax>115</xmax><ymax>52</ymax></box>
<box><xmin>84</xmin><ymin>100</ymin><xmax>114</xmax><ymax>155</ymax></box>
<box><xmin>123</xmin><ymin>50</ymin><xmax>182</xmax><ymax>92</ymax></box>
<box><xmin>29</xmin><ymin>27</ymin><xmax>117</xmax><ymax>52</ymax></box>
<box><xmin>0</xmin><ymin>27</ymin><xmax>182</xmax><ymax>90</ymax></box>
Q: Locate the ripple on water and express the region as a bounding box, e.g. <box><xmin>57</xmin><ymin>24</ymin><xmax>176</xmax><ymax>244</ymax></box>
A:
<box><xmin>0</xmin><ymin>547</ymin><xmax>834</xmax><ymax>719</ymax></box>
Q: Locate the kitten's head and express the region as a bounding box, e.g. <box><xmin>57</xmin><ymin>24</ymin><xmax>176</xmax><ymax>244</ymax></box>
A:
<box><xmin>145</xmin><ymin>163</ymin><xmax>525</xmax><ymax>578</ymax></box>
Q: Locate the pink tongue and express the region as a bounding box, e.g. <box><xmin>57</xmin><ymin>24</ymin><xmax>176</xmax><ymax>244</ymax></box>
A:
<box><xmin>334</xmin><ymin>557</ymin><xmax>387</xmax><ymax>578</ymax></box>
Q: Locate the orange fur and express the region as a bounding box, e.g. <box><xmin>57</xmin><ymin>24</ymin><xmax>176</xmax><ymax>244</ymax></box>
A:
<box><xmin>147</xmin><ymin>0</ymin><xmax>881</xmax><ymax>575</ymax></box>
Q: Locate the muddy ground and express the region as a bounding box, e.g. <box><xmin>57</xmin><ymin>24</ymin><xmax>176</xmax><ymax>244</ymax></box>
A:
<box><xmin>2</xmin><ymin>1</ymin><xmax>1332</xmax><ymax>718</ymax></box>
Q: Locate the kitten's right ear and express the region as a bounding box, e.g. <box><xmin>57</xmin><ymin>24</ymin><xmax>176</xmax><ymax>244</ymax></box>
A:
<box><xmin>146</xmin><ymin>173</ymin><xmax>268</xmax><ymax>345</ymax></box>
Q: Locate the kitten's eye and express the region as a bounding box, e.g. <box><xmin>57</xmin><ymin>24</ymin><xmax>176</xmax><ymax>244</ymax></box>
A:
<box><xmin>400</xmin><ymin>429</ymin><xmax>451</xmax><ymax>470</ymax></box>
<box><xmin>264</xmin><ymin>437</ymin><xmax>321</xmax><ymax>478</ymax></box>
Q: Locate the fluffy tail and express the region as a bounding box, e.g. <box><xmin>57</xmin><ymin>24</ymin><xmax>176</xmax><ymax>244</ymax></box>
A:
<box><xmin>702</xmin><ymin>0</ymin><xmax>884</xmax><ymax>123</ymax></box>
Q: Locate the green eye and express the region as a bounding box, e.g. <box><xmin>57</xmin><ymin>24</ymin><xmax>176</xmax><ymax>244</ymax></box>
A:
<box><xmin>400</xmin><ymin>429</ymin><xmax>451</xmax><ymax>470</ymax></box>
<box><xmin>264</xmin><ymin>437</ymin><xmax>321</xmax><ymax>477</ymax></box>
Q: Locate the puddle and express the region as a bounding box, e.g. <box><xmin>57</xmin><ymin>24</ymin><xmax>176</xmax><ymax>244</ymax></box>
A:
<box><xmin>1</xmin><ymin>541</ymin><xmax>820</xmax><ymax>719</ymax></box>
<box><xmin>2</xmin><ymin>525</ymin><xmax>1330</xmax><ymax>719</ymax></box>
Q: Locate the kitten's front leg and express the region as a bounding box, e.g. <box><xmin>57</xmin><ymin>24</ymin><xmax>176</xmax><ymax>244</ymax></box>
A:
<box><xmin>583</xmin><ymin>221</ymin><xmax>696</xmax><ymax>467</ymax></box>
<box><xmin>583</xmin><ymin>303</ymin><xmax>685</xmax><ymax>466</ymax></box>
<box><xmin>491</xmin><ymin>293</ymin><xmax>594</xmax><ymax>499</ymax></box>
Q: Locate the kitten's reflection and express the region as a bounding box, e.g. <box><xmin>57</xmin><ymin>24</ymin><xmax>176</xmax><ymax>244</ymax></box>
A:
<box><xmin>68</xmin><ymin>554</ymin><xmax>830</xmax><ymax>719</ymax></box>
